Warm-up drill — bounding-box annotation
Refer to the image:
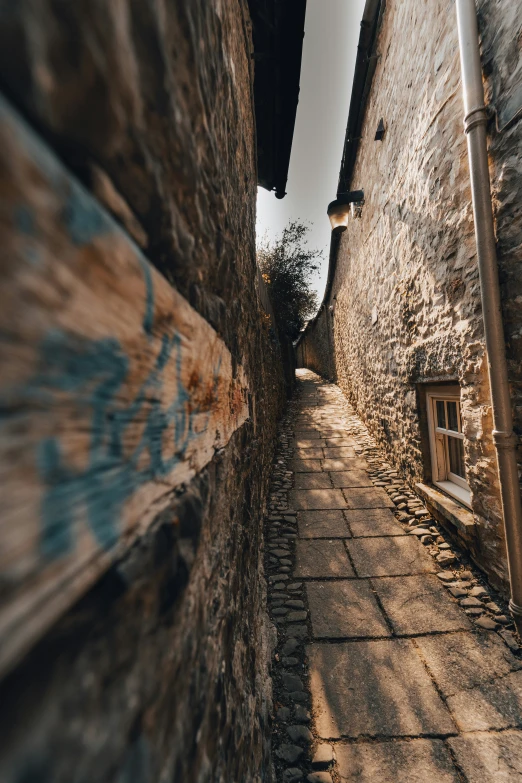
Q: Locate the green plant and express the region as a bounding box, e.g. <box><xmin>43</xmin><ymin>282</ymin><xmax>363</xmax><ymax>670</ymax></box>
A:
<box><xmin>257</xmin><ymin>221</ymin><xmax>320</xmax><ymax>340</ymax></box>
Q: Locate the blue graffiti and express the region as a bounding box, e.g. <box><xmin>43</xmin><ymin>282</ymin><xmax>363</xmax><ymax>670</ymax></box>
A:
<box><xmin>62</xmin><ymin>180</ymin><xmax>111</xmax><ymax>247</ymax></box>
<box><xmin>140</xmin><ymin>257</ymin><xmax>155</xmax><ymax>338</ymax></box>
<box><xmin>15</xmin><ymin>204</ymin><xmax>41</xmax><ymax>266</ymax></box>
<box><xmin>0</xmin><ymin>98</ymin><xmax>226</xmax><ymax>561</ymax></box>
<box><xmin>28</xmin><ymin>267</ymin><xmax>222</xmax><ymax>559</ymax></box>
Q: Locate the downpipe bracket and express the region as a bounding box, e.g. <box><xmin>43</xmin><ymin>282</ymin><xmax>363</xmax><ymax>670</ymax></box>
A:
<box><xmin>492</xmin><ymin>430</ymin><xmax>519</xmax><ymax>450</ymax></box>
<box><xmin>509</xmin><ymin>600</ymin><xmax>522</xmax><ymax>619</ymax></box>
<box><xmin>464</xmin><ymin>106</ymin><xmax>488</xmax><ymax>134</ymax></box>
<box><xmin>509</xmin><ymin>600</ymin><xmax>522</xmax><ymax>638</ymax></box>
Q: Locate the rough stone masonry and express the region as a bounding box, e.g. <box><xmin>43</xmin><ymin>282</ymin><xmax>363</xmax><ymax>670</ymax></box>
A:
<box><xmin>0</xmin><ymin>2</ymin><xmax>289</xmax><ymax>781</ymax></box>
<box><xmin>298</xmin><ymin>0</ymin><xmax>522</xmax><ymax>593</ymax></box>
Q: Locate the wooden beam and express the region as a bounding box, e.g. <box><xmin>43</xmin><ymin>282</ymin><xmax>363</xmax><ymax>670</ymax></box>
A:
<box><xmin>0</xmin><ymin>96</ymin><xmax>250</xmax><ymax>677</ymax></box>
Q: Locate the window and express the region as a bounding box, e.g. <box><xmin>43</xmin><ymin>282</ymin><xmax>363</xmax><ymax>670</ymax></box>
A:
<box><xmin>426</xmin><ymin>386</ymin><xmax>471</xmax><ymax>508</ymax></box>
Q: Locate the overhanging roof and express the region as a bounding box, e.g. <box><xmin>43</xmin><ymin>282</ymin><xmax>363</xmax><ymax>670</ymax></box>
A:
<box><xmin>249</xmin><ymin>0</ymin><xmax>307</xmax><ymax>199</ymax></box>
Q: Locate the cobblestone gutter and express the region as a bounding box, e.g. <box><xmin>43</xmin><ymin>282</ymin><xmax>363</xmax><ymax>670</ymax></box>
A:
<box><xmin>265</xmin><ymin>370</ymin><xmax>522</xmax><ymax>783</ymax></box>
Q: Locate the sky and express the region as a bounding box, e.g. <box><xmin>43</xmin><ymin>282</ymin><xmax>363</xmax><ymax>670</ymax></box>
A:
<box><xmin>256</xmin><ymin>0</ymin><xmax>365</xmax><ymax>302</ymax></box>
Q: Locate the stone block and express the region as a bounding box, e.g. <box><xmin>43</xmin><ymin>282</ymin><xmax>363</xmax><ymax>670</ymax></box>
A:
<box><xmin>415</xmin><ymin>631</ymin><xmax>522</xmax><ymax>698</ymax></box>
<box><xmin>298</xmin><ymin>510</ymin><xmax>351</xmax><ymax>539</ymax></box>
<box><xmin>311</xmin><ymin>743</ymin><xmax>334</xmax><ymax>769</ymax></box>
<box><xmin>342</xmin><ymin>488</ymin><xmax>395</xmax><ymax>509</ymax></box>
<box><xmin>284</xmin><ymin>769</ymin><xmax>303</xmax><ymax>783</ymax></box>
<box><xmin>307</xmin><ymin>640</ymin><xmax>455</xmax><ymax>738</ymax></box>
<box><xmin>276</xmin><ymin>744</ymin><xmax>304</xmax><ymax>763</ymax></box>
<box><xmin>344</xmin><ymin>508</ymin><xmax>405</xmax><ymax>537</ymax></box>
<box><xmin>447</xmin><ymin>670</ymin><xmax>522</xmax><ymax>731</ymax></box>
<box><xmin>294</xmin><ymin>540</ymin><xmax>354</xmax><ymax>579</ymax></box>
<box><xmin>323</xmin><ymin>458</ymin><xmax>368</xmax><ymax>472</ymax></box>
<box><xmin>287</xmin><ymin>724</ymin><xmax>313</xmax><ymax>743</ymax></box>
<box><xmin>323</xmin><ymin>447</ymin><xmax>357</xmax><ymax>458</ymax></box>
<box><xmin>330</xmin><ymin>471</ymin><xmax>373</xmax><ymax>488</ymax></box>
<box><xmin>346</xmin><ymin>536</ymin><xmax>436</xmax><ymax>577</ymax></box>
<box><xmin>448</xmin><ymin>730</ymin><xmax>522</xmax><ymax>782</ymax></box>
<box><xmin>335</xmin><ymin>738</ymin><xmax>459</xmax><ymax>781</ymax></box>
<box><xmin>290</xmin><ymin>460</ymin><xmax>323</xmax><ymax>473</ymax></box>
<box><xmin>294</xmin><ymin>473</ymin><xmax>332</xmax><ymax>489</ymax></box>
<box><xmin>289</xmin><ymin>489</ymin><xmax>347</xmax><ymax>510</ymax></box>
<box><xmin>372</xmin><ymin>575</ymin><xmax>471</xmax><ymax>635</ymax></box>
<box><xmin>307</xmin><ymin>774</ymin><xmax>332</xmax><ymax>783</ymax></box>
<box><xmin>295</xmin><ymin>448</ymin><xmax>324</xmax><ymax>459</ymax></box>
<box><xmin>306</xmin><ymin>581</ymin><xmax>389</xmax><ymax>638</ymax></box>
<box><xmin>283</xmin><ymin>673</ymin><xmax>305</xmax><ymax>692</ymax></box>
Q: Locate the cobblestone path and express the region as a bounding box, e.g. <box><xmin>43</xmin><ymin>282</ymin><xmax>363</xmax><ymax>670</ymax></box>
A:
<box><xmin>267</xmin><ymin>370</ymin><xmax>522</xmax><ymax>782</ymax></box>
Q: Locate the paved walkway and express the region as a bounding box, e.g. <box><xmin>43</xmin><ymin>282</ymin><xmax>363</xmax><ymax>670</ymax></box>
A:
<box><xmin>268</xmin><ymin>370</ymin><xmax>522</xmax><ymax>783</ymax></box>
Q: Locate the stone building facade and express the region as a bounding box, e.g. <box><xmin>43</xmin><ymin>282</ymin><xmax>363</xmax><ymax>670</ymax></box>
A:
<box><xmin>0</xmin><ymin>2</ymin><xmax>305</xmax><ymax>781</ymax></box>
<box><xmin>297</xmin><ymin>0</ymin><xmax>522</xmax><ymax>592</ymax></box>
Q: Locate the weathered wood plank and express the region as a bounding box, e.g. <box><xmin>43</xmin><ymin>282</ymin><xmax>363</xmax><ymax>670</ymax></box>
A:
<box><xmin>0</xmin><ymin>96</ymin><xmax>250</xmax><ymax>675</ymax></box>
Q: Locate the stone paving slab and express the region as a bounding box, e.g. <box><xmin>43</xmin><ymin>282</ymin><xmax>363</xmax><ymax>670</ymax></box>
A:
<box><xmin>342</xmin><ymin>487</ymin><xmax>395</xmax><ymax>509</ymax></box>
<box><xmin>323</xmin><ymin>447</ymin><xmax>357</xmax><ymax>458</ymax></box>
<box><xmin>290</xmin><ymin>459</ymin><xmax>323</xmax><ymax>473</ymax></box>
<box><xmin>347</xmin><ymin>536</ymin><xmax>436</xmax><ymax>577</ymax></box>
<box><xmin>295</xmin><ymin>439</ymin><xmax>326</xmax><ymax>448</ymax></box>
<box><xmin>289</xmin><ymin>489</ymin><xmax>347</xmax><ymax>510</ymax></box>
<box><xmin>298</xmin><ymin>510</ymin><xmax>351</xmax><ymax>539</ymax></box>
<box><xmin>307</xmin><ymin>640</ymin><xmax>455</xmax><ymax>738</ymax></box>
<box><xmin>373</xmin><ymin>575</ymin><xmax>472</xmax><ymax>635</ymax></box>
<box><xmin>295</xmin><ymin>448</ymin><xmax>324</xmax><ymax>459</ymax></box>
<box><xmin>307</xmin><ymin>581</ymin><xmax>389</xmax><ymax>638</ymax></box>
<box><xmin>415</xmin><ymin>631</ymin><xmax>522</xmax><ymax>698</ymax></box>
<box><xmin>447</xmin><ymin>670</ymin><xmax>522</xmax><ymax>731</ymax></box>
<box><xmin>295</xmin><ymin>540</ymin><xmax>354</xmax><ymax>578</ymax></box>
<box><xmin>334</xmin><ymin>738</ymin><xmax>459</xmax><ymax>782</ymax></box>
<box><xmin>344</xmin><ymin>508</ymin><xmax>405</xmax><ymax>537</ymax></box>
<box><xmin>294</xmin><ymin>473</ymin><xmax>331</xmax><ymax>489</ymax></box>
<box><xmin>323</xmin><ymin>458</ymin><xmax>368</xmax><ymax>472</ymax></box>
<box><xmin>330</xmin><ymin>470</ymin><xmax>373</xmax><ymax>488</ymax></box>
<box><xmin>448</xmin><ymin>730</ymin><xmax>522</xmax><ymax>782</ymax></box>
<box><xmin>274</xmin><ymin>371</ymin><xmax>522</xmax><ymax>781</ymax></box>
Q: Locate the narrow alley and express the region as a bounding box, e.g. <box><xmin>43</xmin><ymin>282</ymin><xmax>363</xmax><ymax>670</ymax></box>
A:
<box><xmin>1</xmin><ymin>0</ymin><xmax>522</xmax><ymax>780</ymax></box>
<box><xmin>268</xmin><ymin>370</ymin><xmax>522</xmax><ymax>782</ymax></box>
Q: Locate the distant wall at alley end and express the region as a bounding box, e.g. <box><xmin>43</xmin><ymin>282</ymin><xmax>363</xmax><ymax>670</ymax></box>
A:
<box><xmin>296</xmin><ymin>306</ymin><xmax>335</xmax><ymax>382</ymax></box>
<box><xmin>0</xmin><ymin>2</ymin><xmax>287</xmax><ymax>781</ymax></box>
<box><xmin>298</xmin><ymin>0</ymin><xmax>522</xmax><ymax>593</ymax></box>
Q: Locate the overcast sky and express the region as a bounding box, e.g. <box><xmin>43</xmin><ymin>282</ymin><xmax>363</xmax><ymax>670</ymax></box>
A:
<box><xmin>256</xmin><ymin>0</ymin><xmax>365</xmax><ymax>302</ymax></box>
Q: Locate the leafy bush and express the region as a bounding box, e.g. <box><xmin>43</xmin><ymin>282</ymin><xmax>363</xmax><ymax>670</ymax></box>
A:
<box><xmin>257</xmin><ymin>221</ymin><xmax>321</xmax><ymax>340</ymax></box>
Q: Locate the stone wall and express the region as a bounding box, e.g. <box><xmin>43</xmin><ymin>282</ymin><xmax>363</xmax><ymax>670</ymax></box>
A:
<box><xmin>296</xmin><ymin>307</ymin><xmax>335</xmax><ymax>381</ymax></box>
<box><xmin>0</xmin><ymin>2</ymin><xmax>285</xmax><ymax>781</ymax></box>
<box><xmin>299</xmin><ymin>0</ymin><xmax>522</xmax><ymax>591</ymax></box>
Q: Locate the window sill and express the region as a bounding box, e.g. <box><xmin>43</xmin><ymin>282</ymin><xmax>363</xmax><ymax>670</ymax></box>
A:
<box><xmin>435</xmin><ymin>480</ymin><xmax>471</xmax><ymax>509</ymax></box>
<box><xmin>416</xmin><ymin>482</ymin><xmax>476</xmax><ymax>539</ymax></box>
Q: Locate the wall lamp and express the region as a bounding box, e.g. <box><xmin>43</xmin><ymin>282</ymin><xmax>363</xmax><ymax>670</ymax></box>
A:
<box><xmin>327</xmin><ymin>190</ymin><xmax>365</xmax><ymax>233</ymax></box>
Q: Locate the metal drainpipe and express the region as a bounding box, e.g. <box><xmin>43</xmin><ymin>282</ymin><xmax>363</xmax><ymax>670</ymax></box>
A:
<box><xmin>456</xmin><ymin>0</ymin><xmax>522</xmax><ymax>628</ymax></box>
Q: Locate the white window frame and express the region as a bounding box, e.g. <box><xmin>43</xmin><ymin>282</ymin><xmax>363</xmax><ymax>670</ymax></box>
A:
<box><xmin>426</xmin><ymin>386</ymin><xmax>471</xmax><ymax>509</ymax></box>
